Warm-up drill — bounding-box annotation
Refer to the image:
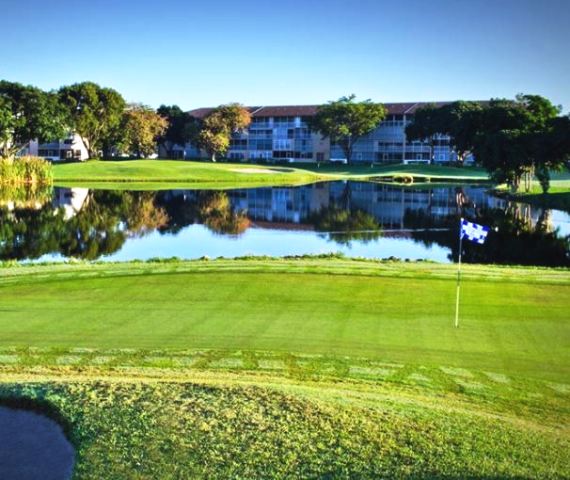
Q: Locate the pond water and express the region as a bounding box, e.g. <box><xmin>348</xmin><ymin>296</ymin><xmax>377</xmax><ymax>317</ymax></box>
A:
<box><xmin>1</xmin><ymin>181</ymin><xmax>569</xmax><ymax>266</ymax></box>
<box><xmin>0</xmin><ymin>406</ymin><xmax>74</xmax><ymax>480</ymax></box>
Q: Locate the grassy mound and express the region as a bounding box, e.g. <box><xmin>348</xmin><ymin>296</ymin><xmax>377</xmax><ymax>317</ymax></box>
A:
<box><xmin>301</xmin><ymin>162</ymin><xmax>489</xmax><ymax>181</ymax></box>
<box><xmin>0</xmin><ymin>373</ymin><xmax>568</xmax><ymax>479</ymax></box>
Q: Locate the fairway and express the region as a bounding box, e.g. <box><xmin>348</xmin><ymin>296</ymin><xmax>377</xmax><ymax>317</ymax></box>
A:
<box><xmin>1</xmin><ymin>258</ymin><xmax>569</xmax><ymax>478</ymax></box>
<box><xmin>52</xmin><ymin>159</ymin><xmax>490</xmax><ymax>188</ymax></box>
<box><xmin>1</xmin><ymin>259</ymin><xmax>568</xmax><ymax>382</ymax></box>
<box><xmin>52</xmin><ymin>159</ymin><xmax>328</xmax><ymax>188</ymax></box>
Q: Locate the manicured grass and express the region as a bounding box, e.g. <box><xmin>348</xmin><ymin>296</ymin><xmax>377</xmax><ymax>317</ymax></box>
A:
<box><xmin>53</xmin><ymin>160</ymin><xmax>330</xmax><ymax>188</ymax></box>
<box><xmin>52</xmin><ymin>159</ymin><xmax>490</xmax><ymax>188</ymax></box>
<box><xmin>0</xmin><ymin>258</ymin><xmax>568</xmax><ymax>478</ymax></box>
<box><xmin>0</xmin><ymin>258</ymin><xmax>568</xmax><ymax>382</ymax></box>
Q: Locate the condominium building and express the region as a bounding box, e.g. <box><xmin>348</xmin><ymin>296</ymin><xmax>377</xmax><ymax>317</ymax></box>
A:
<box><xmin>171</xmin><ymin>102</ymin><xmax>471</xmax><ymax>165</ymax></box>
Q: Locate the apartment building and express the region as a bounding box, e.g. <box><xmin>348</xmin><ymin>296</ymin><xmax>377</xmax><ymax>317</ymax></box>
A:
<box><xmin>174</xmin><ymin>102</ymin><xmax>470</xmax><ymax>165</ymax></box>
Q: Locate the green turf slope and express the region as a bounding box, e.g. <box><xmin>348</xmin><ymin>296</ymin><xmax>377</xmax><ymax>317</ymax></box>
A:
<box><xmin>0</xmin><ymin>258</ymin><xmax>568</xmax><ymax>478</ymax></box>
<box><xmin>0</xmin><ymin>259</ymin><xmax>567</xmax><ymax>381</ymax></box>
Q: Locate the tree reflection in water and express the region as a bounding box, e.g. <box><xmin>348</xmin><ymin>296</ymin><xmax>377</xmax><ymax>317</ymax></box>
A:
<box><xmin>0</xmin><ymin>183</ymin><xmax>568</xmax><ymax>266</ymax></box>
<box><xmin>197</xmin><ymin>192</ymin><xmax>251</xmax><ymax>235</ymax></box>
<box><xmin>0</xmin><ymin>190</ymin><xmax>170</xmax><ymax>261</ymax></box>
<box><xmin>308</xmin><ymin>182</ymin><xmax>382</xmax><ymax>246</ymax></box>
<box><xmin>310</xmin><ymin>205</ymin><xmax>382</xmax><ymax>246</ymax></box>
<box><xmin>405</xmin><ymin>205</ymin><xmax>569</xmax><ymax>267</ymax></box>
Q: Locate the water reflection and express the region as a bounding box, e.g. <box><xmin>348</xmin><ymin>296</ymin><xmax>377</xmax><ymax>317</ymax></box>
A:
<box><xmin>0</xmin><ymin>182</ymin><xmax>568</xmax><ymax>266</ymax></box>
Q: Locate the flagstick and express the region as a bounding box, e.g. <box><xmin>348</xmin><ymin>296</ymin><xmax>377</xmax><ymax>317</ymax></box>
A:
<box><xmin>455</xmin><ymin>219</ymin><xmax>463</xmax><ymax>328</ymax></box>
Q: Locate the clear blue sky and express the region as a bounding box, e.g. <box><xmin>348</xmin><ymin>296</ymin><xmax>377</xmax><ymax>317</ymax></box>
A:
<box><xmin>2</xmin><ymin>0</ymin><xmax>569</xmax><ymax>111</ymax></box>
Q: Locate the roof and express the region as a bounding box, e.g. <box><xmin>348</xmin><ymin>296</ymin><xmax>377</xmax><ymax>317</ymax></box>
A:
<box><xmin>187</xmin><ymin>105</ymin><xmax>318</xmax><ymax>119</ymax></box>
<box><xmin>187</xmin><ymin>102</ymin><xmax>464</xmax><ymax>119</ymax></box>
<box><xmin>382</xmin><ymin>102</ymin><xmax>453</xmax><ymax>115</ymax></box>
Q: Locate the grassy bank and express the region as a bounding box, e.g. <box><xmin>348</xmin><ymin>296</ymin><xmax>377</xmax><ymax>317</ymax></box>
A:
<box><xmin>502</xmin><ymin>171</ymin><xmax>570</xmax><ymax>213</ymax></box>
<box><xmin>0</xmin><ymin>258</ymin><xmax>568</xmax><ymax>478</ymax></box>
<box><xmin>52</xmin><ymin>159</ymin><xmax>490</xmax><ymax>189</ymax></box>
<box><xmin>0</xmin><ymin>369</ymin><xmax>568</xmax><ymax>479</ymax></box>
<box><xmin>301</xmin><ymin>162</ymin><xmax>489</xmax><ymax>181</ymax></box>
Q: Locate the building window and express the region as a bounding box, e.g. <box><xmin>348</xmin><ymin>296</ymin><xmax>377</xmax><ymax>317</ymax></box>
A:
<box><xmin>229</xmin><ymin>139</ymin><xmax>247</xmax><ymax>148</ymax></box>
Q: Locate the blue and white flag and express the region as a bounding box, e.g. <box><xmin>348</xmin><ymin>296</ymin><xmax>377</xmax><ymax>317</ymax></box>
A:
<box><xmin>460</xmin><ymin>219</ymin><xmax>490</xmax><ymax>245</ymax></box>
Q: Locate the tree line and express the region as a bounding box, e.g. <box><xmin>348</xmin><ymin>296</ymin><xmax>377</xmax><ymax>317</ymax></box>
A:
<box><xmin>0</xmin><ymin>81</ymin><xmax>169</xmax><ymax>160</ymax></box>
<box><xmin>405</xmin><ymin>96</ymin><xmax>570</xmax><ymax>192</ymax></box>
<box><xmin>1</xmin><ymin>80</ymin><xmax>569</xmax><ymax>192</ymax></box>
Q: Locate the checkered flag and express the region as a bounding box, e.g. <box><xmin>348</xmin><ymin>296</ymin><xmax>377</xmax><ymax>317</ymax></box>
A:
<box><xmin>460</xmin><ymin>219</ymin><xmax>490</xmax><ymax>245</ymax></box>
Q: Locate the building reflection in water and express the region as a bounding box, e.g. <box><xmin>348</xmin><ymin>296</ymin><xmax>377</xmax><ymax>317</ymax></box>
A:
<box><xmin>0</xmin><ymin>182</ymin><xmax>568</xmax><ymax>266</ymax></box>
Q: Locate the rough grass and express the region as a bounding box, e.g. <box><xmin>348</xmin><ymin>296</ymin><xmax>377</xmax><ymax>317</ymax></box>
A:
<box><xmin>0</xmin><ymin>366</ymin><xmax>568</xmax><ymax>479</ymax></box>
<box><xmin>0</xmin><ymin>182</ymin><xmax>53</xmax><ymax>206</ymax></box>
<box><xmin>52</xmin><ymin>159</ymin><xmax>490</xmax><ymax>188</ymax></box>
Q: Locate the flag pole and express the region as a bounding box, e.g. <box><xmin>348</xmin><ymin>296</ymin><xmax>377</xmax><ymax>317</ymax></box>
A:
<box><xmin>455</xmin><ymin>218</ymin><xmax>463</xmax><ymax>328</ymax></box>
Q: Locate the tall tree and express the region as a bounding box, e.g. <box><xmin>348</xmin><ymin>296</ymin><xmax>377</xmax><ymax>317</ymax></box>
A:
<box><xmin>58</xmin><ymin>82</ymin><xmax>126</xmax><ymax>158</ymax></box>
<box><xmin>472</xmin><ymin>95</ymin><xmax>563</xmax><ymax>191</ymax></box>
<box><xmin>0</xmin><ymin>81</ymin><xmax>66</xmax><ymax>159</ymax></box>
<box><xmin>120</xmin><ymin>104</ymin><xmax>168</xmax><ymax>158</ymax></box>
<box><xmin>406</xmin><ymin>101</ymin><xmax>483</xmax><ymax>165</ymax></box>
<box><xmin>0</xmin><ymin>96</ymin><xmax>12</xmax><ymax>155</ymax></box>
<box><xmin>197</xmin><ymin>103</ymin><xmax>251</xmax><ymax>162</ymax></box>
<box><xmin>156</xmin><ymin>105</ymin><xmax>200</xmax><ymax>158</ymax></box>
<box><xmin>310</xmin><ymin>95</ymin><xmax>387</xmax><ymax>164</ymax></box>
<box><xmin>408</xmin><ymin>95</ymin><xmax>568</xmax><ymax>192</ymax></box>
<box><xmin>531</xmin><ymin>115</ymin><xmax>570</xmax><ymax>192</ymax></box>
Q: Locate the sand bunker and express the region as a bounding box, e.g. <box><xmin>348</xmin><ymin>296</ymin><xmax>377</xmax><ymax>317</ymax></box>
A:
<box><xmin>231</xmin><ymin>168</ymin><xmax>282</xmax><ymax>174</ymax></box>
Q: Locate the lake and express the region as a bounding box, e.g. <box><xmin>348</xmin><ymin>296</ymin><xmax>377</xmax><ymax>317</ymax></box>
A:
<box><xmin>1</xmin><ymin>181</ymin><xmax>568</xmax><ymax>266</ymax></box>
<box><xmin>0</xmin><ymin>406</ymin><xmax>74</xmax><ymax>480</ymax></box>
